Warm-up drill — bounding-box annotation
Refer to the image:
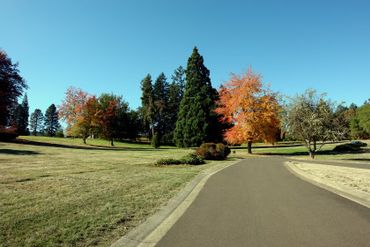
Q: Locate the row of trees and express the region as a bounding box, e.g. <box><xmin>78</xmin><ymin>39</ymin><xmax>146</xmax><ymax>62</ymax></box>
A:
<box><xmin>59</xmin><ymin>87</ymin><xmax>140</xmax><ymax>146</ymax></box>
<box><xmin>1</xmin><ymin>47</ymin><xmax>369</xmax><ymax>158</ymax></box>
<box><xmin>29</xmin><ymin>104</ymin><xmax>61</xmax><ymax>136</ymax></box>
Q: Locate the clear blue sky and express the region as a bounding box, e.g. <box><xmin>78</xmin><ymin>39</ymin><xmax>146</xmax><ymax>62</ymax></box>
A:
<box><xmin>2</xmin><ymin>0</ymin><xmax>370</xmax><ymax>115</ymax></box>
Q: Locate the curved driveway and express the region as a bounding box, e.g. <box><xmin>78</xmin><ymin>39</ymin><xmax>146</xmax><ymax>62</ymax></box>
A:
<box><xmin>156</xmin><ymin>157</ymin><xmax>370</xmax><ymax>247</ymax></box>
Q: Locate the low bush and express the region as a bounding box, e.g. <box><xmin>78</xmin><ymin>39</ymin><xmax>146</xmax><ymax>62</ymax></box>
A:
<box><xmin>180</xmin><ymin>153</ymin><xmax>205</xmax><ymax>165</ymax></box>
<box><xmin>0</xmin><ymin>127</ymin><xmax>19</xmax><ymax>141</ymax></box>
<box><xmin>156</xmin><ymin>158</ymin><xmax>182</xmax><ymax>166</ymax></box>
<box><xmin>196</xmin><ymin>143</ymin><xmax>231</xmax><ymax>160</ymax></box>
<box><xmin>155</xmin><ymin>153</ymin><xmax>205</xmax><ymax>166</ymax></box>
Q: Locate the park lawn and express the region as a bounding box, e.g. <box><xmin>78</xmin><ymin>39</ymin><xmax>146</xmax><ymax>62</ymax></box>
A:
<box><xmin>232</xmin><ymin>140</ymin><xmax>370</xmax><ymax>162</ymax></box>
<box><xmin>0</xmin><ymin>136</ymin><xmax>231</xmax><ymax>247</ymax></box>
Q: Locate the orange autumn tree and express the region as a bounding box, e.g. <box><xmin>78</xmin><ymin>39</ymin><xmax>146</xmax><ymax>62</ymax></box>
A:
<box><xmin>71</xmin><ymin>96</ymin><xmax>100</xmax><ymax>144</ymax></box>
<box><xmin>215</xmin><ymin>69</ymin><xmax>280</xmax><ymax>153</ymax></box>
<box><xmin>58</xmin><ymin>87</ymin><xmax>89</xmax><ymax>136</ymax></box>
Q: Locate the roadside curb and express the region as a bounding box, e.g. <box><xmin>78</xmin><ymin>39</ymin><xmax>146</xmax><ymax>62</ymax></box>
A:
<box><xmin>111</xmin><ymin>159</ymin><xmax>242</xmax><ymax>247</ymax></box>
<box><xmin>284</xmin><ymin>161</ymin><xmax>370</xmax><ymax>209</ymax></box>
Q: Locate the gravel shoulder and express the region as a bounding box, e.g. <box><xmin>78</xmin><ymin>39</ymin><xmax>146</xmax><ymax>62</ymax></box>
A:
<box><xmin>286</xmin><ymin>161</ymin><xmax>370</xmax><ymax>208</ymax></box>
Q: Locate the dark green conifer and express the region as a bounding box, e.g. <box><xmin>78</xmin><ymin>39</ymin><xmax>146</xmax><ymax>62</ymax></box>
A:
<box><xmin>140</xmin><ymin>74</ymin><xmax>154</xmax><ymax>138</ymax></box>
<box><xmin>44</xmin><ymin>104</ymin><xmax>60</xmax><ymax>136</ymax></box>
<box><xmin>174</xmin><ymin>47</ymin><xmax>216</xmax><ymax>147</ymax></box>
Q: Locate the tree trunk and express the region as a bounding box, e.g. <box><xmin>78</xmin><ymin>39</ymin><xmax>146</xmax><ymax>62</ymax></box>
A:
<box><xmin>247</xmin><ymin>141</ymin><xmax>252</xmax><ymax>154</ymax></box>
<box><xmin>309</xmin><ymin>150</ymin><xmax>315</xmax><ymax>159</ymax></box>
<box><xmin>83</xmin><ymin>137</ymin><xmax>86</xmax><ymax>144</ymax></box>
<box><xmin>111</xmin><ymin>139</ymin><xmax>114</xmax><ymax>146</ymax></box>
<box><xmin>313</xmin><ymin>140</ymin><xmax>317</xmax><ymax>152</ymax></box>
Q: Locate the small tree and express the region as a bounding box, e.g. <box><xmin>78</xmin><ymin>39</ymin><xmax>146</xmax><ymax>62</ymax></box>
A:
<box><xmin>58</xmin><ymin>87</ymin><xmax>89</xmax><ymax>135</ymax></box>
<box><xmin>215</xmin><ymin>69</ymin><xmax>280</xmax><ymax>153</ymax></box>
<box><xmin>70</xmin><ymin>96</ymin><xmax>100</xmax><ymax>144</ymax></box>
<box><xmin>98</xmin><ymin>93</ymin><xmax>128</xmax><ymax>146</ymax></box>
<box><xmin>44</xmin><ymin>104</ymin><xmax>60</xmax><ymax>136</ymax></box>
<box><xmin>286</xmin><ymin>89</ymin><xmax>343</xmax><ymax>159</ymax></box>
<box><xmin>30</xmin><ymin>109</ymin><xmax>44</xmax><ymax>136</ymax></box>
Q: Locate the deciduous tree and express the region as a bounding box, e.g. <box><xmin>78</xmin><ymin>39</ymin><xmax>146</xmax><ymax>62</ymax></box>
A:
<box><xmin>59</xmin><ymin>87</ymin><xmax>89</xmax><ymax>135</ymax></box>
<box><xmin>0</xmin><ymin>50</ymin><xmax>27</xmax><ymax>127</ymax></box>
<box><xmin>70</xmin><ymin>96</ymin><xmax>100</xmax><ymax>144</ymax></box>
<box><xmin>215</xmin><ymin>70</ymin><xmax>280</xmax><ymax>154</ymax></box>
<box><xmin>286</xmin><ymin>89</ymin><xmax>343</xmax><ymax>159</ymax></box>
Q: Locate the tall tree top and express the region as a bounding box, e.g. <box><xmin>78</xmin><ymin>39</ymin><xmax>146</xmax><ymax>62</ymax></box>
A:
<box><xmin>186</xmin><ymin>47</ymin><xmax>211</xmax><ymax>88</ymax></box>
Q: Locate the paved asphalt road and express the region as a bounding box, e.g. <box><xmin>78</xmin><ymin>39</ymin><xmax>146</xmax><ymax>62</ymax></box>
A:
<box><xmin>156</xmin><ymin>157</ymin><xmax>370</xmax><ymax>247</ymax></box>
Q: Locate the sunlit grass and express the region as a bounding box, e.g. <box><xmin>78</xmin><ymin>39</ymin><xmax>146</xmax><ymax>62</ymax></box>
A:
<box><xmin>0</xmin><ymin>136</ymin><xmax>230</xmax><ymax>247</ymax></box>
<box><xmin>230</xmin><ymin>140</ymin><xmax>370</xmax><ymax>162</ymax></box>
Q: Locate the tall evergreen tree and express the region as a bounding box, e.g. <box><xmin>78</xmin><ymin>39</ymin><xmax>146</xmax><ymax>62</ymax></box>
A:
<box><xmin>30</xmin><ymin>109</ymin><xmax>44</xmax><ymax>136</ymax></box>
<box><xmin>152</xmin><ymin>73</ymin><xmax>169</xmax><ymax>144</ymax></box>
<box><xmin>140</xmin><ymin>74</ymin><xmax>154</xmax><ymax>138</ymax></box>
<box><xmin>14</xmin><ymin>94</ymin><xmax>29</xmax><ymax>135</ymax></box>
<box><xmin>0</xmin><ymin>50</ymin><xmax>27</xmax><ymax>127</ymax></box>
<box><xmin>174</xmin><ymin>47</ymin><xmax>217</xmax><ymax>147</ymax></box>
<box><xmin>44</xmin><ymin>104</ymin><xmax>60</xmax><ymax>136</ymax></box>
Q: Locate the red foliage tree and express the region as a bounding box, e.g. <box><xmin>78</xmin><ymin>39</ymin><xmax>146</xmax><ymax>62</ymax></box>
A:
<box><xmin>215</xmin><ymin>69</ymin><xmax>281</xmax><ymax>153</ymax></box>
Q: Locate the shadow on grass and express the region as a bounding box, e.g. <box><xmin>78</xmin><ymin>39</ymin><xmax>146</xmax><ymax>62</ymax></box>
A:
<box><xmin>7</xmin><ymin>139</ymin><xmax>170</xmax><ymax>152</ymax></box>
<box><xmin>257</xmin><ymin>149</ymin><xmax>369</xmax><ymax>157</ymax></box>
<box><xmin>346</xmin><ymin>158</ymin><xmax>370</xmax><ymax>162</ymax></box>
<box><xmin>0</xmin><ymin>149</ymin><xmax>40</xmax><ymax>155</ymax></box>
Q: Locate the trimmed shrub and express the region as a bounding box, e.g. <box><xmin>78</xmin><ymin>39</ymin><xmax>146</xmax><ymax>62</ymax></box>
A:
<box><xmin>196</xmin><ymin>143</ymin><xmax>231</xmax><ymax>160</ymax></box>
<box><xmin>156</xmin><ymin>158</ymin><xmax>182</xmax><ymax>166</ymax></box>
<box><xmin>155</xmin><ymin>153</ymin><xmax>205</xmax><ymax>166</ymax></box>
<box><xmin>0</xmin><ymin>127</ymin><xmax>19</xmax><ymax>141</ymax></box>
<box><xmin>180</xmin><ymin>153</ymin><xmax>205</xmax><ymax>165</ymax></box>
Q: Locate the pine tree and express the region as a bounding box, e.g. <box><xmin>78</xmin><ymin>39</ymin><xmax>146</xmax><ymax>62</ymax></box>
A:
<box><xmin>174</xmin><ymin>47</ymin><xmax>216</xmax><ymax>147</ymax></box>
<box><xmin>44</xmin><ymin>104</ymin><xmax>60</xmax><ymax>136</ymax></box>
<box><xmin>30</xmin><ymin>109</ymin><xmax>44</xmax><ymax>136</ymax></box>
<box><xmin>14</xmin><ymin>94</ymin><xmax>29</xmax><ymax>135</ymax></box>
<box><xmin>140</xmin><ymin>74</ymin><xmax>155</xmax><ymax>138</ymax></box>
<box><xmin>152</xmin><ymin>73</ymin><xmax>169</xmax><ymax>145</ymax></box>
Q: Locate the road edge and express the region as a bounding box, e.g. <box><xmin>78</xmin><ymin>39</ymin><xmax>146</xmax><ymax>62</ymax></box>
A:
<box><xmin>111</xmin><ymin>159</ymin><xmax>242</xmax><ymax>247</ymax></box>
<box><xmin>284</xmin><ymin>161</ymin><xmax>370</xmax><ymax>209</ymax></box>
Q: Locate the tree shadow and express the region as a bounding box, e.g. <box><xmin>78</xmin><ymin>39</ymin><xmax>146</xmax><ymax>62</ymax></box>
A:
<box><xmin>345</xmin><ymin>158</ymin><xmax>370</xmax><ymax>162</ymax></box>
<box><xmin>257</xmin><ymin>149</ymin><xmax>369</xmax><ymax>157</ymax></box>
<box><xmin>0</xmin><ymin>149</ymin><xmax>40</xmax><ymax>155</ymax></box>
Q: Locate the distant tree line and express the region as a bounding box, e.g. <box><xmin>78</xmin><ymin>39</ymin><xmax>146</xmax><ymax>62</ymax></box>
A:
<box><xmin>1</xmin><ymin>47</ymin><xmax>369</xmax><ymax>156</ymax></box>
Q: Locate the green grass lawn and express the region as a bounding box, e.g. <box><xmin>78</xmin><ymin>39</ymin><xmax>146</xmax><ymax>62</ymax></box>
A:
<box><xmin>1</xmin><ymin>137</ymin><xmax>368</xmax><ymax>246</ymax></box>
<box><xmin>231</xmin><ymin>140</ymin><xmax>370</xmax><ymax>162</ymax></box>
<box><xmin>0</xmin><ymin>136</ymin><xmax>233</xmax><ymax>247</ymax></box>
